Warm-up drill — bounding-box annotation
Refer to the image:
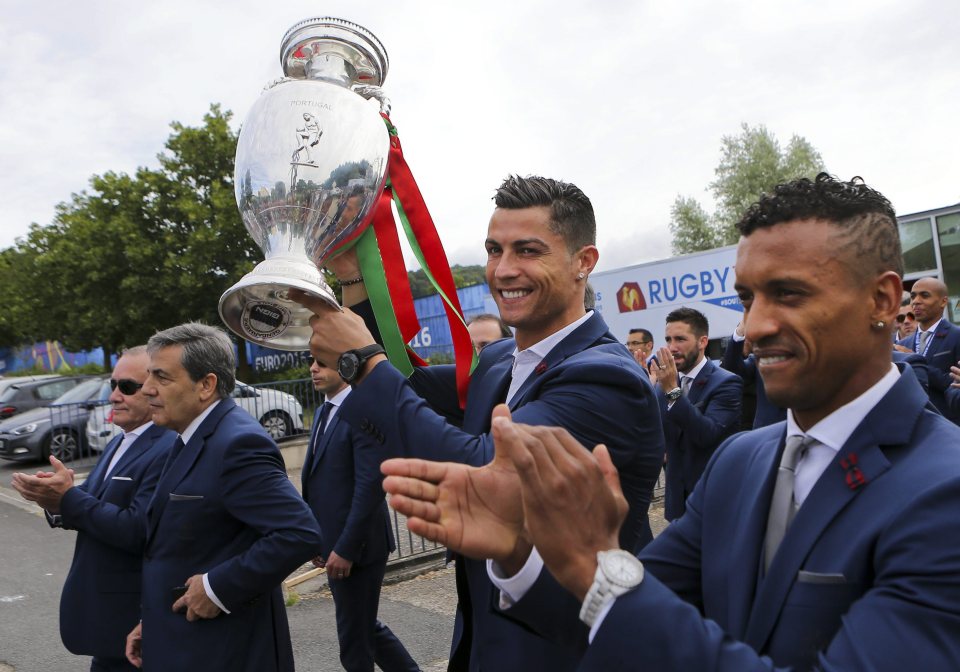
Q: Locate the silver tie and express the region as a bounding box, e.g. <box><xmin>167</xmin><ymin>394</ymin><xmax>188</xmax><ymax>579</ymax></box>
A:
<box><xmin>681</xmin><ymin>376</ymin><xmax>693</xmax><ymax>397</ymax></box>
<box><xmin>764</xmin><ymin>435</ymin><xmax>811</xmax><ymax>571</ymax></box>
<box><xmin>919</xmin><ymin>330</ymin><xmax>931</xmax><ymax>352</ymax></box>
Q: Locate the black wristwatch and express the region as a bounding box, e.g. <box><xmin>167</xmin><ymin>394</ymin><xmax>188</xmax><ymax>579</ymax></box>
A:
<box><xmin>665</xmin><ymin>386</ymin><xmax>682</xmax><ymax>402</ymax></box>
<box><xmin>337</xmin><ymin>344</ymin><xmax>386</xmax><ymax>383</ymax></box>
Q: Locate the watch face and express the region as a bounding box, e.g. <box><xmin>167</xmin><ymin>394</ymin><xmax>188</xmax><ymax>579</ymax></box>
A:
<box><xmin>338</xmin><ymin>353</ymin><xmax>359</xmax><ymax>381</ymax></box>
<box><xmin>602</xmin><ymin>551</ymin><xmax>643</xmax><ymax>584</ymax></box>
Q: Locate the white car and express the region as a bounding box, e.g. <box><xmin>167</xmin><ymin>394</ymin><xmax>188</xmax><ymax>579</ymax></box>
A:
<box><xmin>86</xmin><ymin>380</ymin><xmax>305</xmax><ymax>447</ymax></box>
<box><xmin>231</xmin><ymin>381</ymin><xmax>305</xmax><ymax>440</ymax></box>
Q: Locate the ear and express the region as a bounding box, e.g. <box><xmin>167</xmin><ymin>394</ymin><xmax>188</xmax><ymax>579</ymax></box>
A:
<box><xmin>698</xmin><ymin>334</ymin><xmax>710</xmax><ymax>350</ymax></box>
<box><xmin>197</xmin><ymin>373</ymin><xmax>219</xmax><ymax>402</ymax></box>
<box><xmin>576</xmin><ymin>245</ymin><xmax>599</xmax><ymax>277</ymax></box>
<box><xmin>872</xmin><ymin>271</ymin><xmax>903</xmax><ymax>326</ymax></box>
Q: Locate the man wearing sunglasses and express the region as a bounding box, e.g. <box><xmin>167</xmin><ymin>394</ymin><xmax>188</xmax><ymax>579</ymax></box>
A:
<box><xmin>895</xmin><ymin>305</ymin><xmax>918</xmax><ymax>341</ymax></box>
<box><xmin>11</xmin><ymin>346</ymin><xmax>177</xmax><ymax>672</ymax></box>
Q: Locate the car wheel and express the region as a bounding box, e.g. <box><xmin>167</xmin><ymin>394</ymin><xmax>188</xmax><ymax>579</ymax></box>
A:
<box><xmin>260</xmin><ymin>411</ymin><xmax>292</xmax><ymax>440</ymax></box>
<box><xmin>48</xmin><ymin>429</ymin><xmax>79</xmax><ymax>462</ymax></box>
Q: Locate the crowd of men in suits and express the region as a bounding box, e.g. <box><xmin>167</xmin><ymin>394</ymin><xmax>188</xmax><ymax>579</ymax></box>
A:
<box><xmin>10</xmin><ymin>171</ymin><xmax>960</xmax><ymax>671</ymax></box>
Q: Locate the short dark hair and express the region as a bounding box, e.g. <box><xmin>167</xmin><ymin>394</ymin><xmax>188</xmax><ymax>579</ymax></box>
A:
<box><xmin>147</xmin><ymin>322</ymin><xmax>236</xmax><ymax>399</ymax></box>
<box><xmin>629</xmin><ymin>328</ymin><xmax>653</xmax><ymax>343</ymax></box>
<box><xmin>665</xmin><ymin>307</ymin><xmax>709</xmax><ymax>339</ymax></box>
<box><xmin>736</xmin><ymin>172</ymin><xmax>902</xmax><ymax>279</ymax></box>
<box><xmin>468</xmin><ymin>313</ymin><xmax>512</xmax><ymax>338</ymax></box>
<box><xmin>493</xmin><ymin>175</ymin><xmax>596</xmax><ymax>252</ymax></box>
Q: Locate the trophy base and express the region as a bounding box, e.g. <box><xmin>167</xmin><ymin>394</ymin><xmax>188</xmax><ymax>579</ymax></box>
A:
<box><xmin>219</xmin><ymin>258</ymin><xmax>340</xmax><ymax>352</ymax></box>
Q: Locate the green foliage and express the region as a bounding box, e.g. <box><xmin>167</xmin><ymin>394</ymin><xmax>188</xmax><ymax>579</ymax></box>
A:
<box><xmin>408</xmin><ymin>264</ymin><xmax>486</xmax><ymax>298</ymax></box>
<box><xmin>669</xmin><ymin>196</ymin><xmax>720</xmax><ymax>254</ymax></box>
<box><xmin>670</xmin><ymin>124</ymin><xmax>826</xmax><ymax>254</ymax></box>
<box><xmin>0</xmin><ymin>105</ymin><xmax>260</xmax><ymax>374</ymax></box>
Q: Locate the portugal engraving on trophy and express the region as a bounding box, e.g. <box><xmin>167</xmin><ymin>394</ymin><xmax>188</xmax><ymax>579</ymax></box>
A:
<box><xmin>241</xmin><ymin>302</ymin><xmax>292</xmax><ymax>341</ymax></box>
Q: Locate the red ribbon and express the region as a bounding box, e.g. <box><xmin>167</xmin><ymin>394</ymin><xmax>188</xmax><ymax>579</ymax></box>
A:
<box><xmin>383</xmin><ymin>114</ymin><xmax>474</xmax><ymax>407</ymax></box>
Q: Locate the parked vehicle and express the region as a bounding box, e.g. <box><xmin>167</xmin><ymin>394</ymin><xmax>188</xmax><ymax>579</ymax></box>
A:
<box><xmin>85</xmin><ymin>398</ymin><xmax>119</xmax><ymax>454</ymax></box>
<box><xmin>0</xmin><ymin>376</ymin><xmax>91</xmax><ymax>420</ymax></box>
<box><xmin>0</xmin><ymin>377</ymin><xmax>109</xmax><ymax>463</ymax></box>
<box><xmin>232</xmin><ymin>381</ymin><xmax>304</xmax><ymax>440</ymax></box>
<box><xmin>83</xmin><ymin>380</ymin><xmax>305</xmax><ymax>449</ymax></box>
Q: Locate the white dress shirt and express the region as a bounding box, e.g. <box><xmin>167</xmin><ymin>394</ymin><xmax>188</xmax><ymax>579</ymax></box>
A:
<box><xmin>104</xmin><ymin>421</ymin><xmax>154</xmax><ymax>478</ymax></box>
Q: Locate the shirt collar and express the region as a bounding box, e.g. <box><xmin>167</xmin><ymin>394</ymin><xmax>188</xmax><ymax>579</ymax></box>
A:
<box><xmin>124</xmin><ymin>420</ymin><xmax>154</xmax><ymax>439</ymax></box>
<box><xmin>512</xmin><ymin>311</ymin><xmax>593</xmax><ymax>364</ymax></box>
<box><xmin>920</xmin><ymin>318</ymin><xmax>942</xmax><ymax>334</ymax></box>
<box><xmin>681</xmin><ymin>355</ymin><xmax>709</xmax><ymax>383</ymax></box>
<box><xmin>326</xmin><ymin>385</ymin><xmax>351</xmax><ymax>407</ymax></box>
<box><xmin>180</xmin><ymin>399</ymin><xmax>223</xmax><ymax>445</ymax></box>
<box><xmin>786</xmin><ymin>363</ymin><xmax>900</xmax><ymax>452</ymax></box>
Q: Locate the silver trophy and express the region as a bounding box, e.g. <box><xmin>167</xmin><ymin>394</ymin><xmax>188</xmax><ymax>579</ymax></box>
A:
<box><xmin>219</xmin><ymin>17</ymin><xmax>392</xmax><ymax>350</ymax></box>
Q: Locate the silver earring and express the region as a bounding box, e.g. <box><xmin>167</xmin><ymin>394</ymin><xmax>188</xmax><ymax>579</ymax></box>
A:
<box><xmin>873</xmin><ymin>321</ymin><xmax>886</xmax><ymax>329</ymax></box>
<box><xmin>577</xmin><ymin>273</ymin><xmax>585</xmax><ymax>279</ymax></box>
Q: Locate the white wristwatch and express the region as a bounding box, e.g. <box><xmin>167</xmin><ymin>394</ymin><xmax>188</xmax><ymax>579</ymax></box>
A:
<box><xmin>578</xmin><ymin>549</ymin><xmax>644</xmax><ymax>627</ymax></box>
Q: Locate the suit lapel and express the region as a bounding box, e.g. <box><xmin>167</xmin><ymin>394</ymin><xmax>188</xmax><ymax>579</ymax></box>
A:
<box><xmin>508</xmin><ymin>312</ymin><xmax>609</xmax><ymax>410</ymax></box>
<box><xmin>146</xmin><ymin>402</ymin><xmax>231</xmax><ymax>545</ymax></box>
<box><xmin>687</xmin><ymin>361</ymin><xmax>714</xmax><ymax>406</ymax></box>
<box><xmin>97</xmin><ymin>425</ymin><xmax>160</xmax><ymax>495</ymax></box>
<box><xmin>924</xmin><ymin>320</ymin><xmax>950</xmax><ymax>359</ymax></box>
<box><xmin>89</xmin><ymin>433</ymin><xmax>123</xmax><ymax>495</ymax></box>
<box><xmin>310</xmin><ymin>414</ymin><xmax>340</xmax><ymax>475</ymax></box>
<box><xmin>743</xmin><ymin>368</ymin><xmax>925</xmax><ymax>649</ymax></box>
<box><xmin>301</xmin><ymin>412</ymin><xmax>323</xmax><ymax>493</ymax></box>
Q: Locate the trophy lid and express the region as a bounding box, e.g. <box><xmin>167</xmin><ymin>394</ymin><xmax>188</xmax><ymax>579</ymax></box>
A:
<box><xmin>281</xmin><ymin>17</ymin><xmax>389</xmax><ymax>86</ymax></box>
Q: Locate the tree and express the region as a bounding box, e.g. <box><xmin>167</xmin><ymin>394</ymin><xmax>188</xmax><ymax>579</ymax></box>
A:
<box><xmin>0</xmin><ymin>105</ymin><xmax>260</xmax><ymax>374</ymax></box>
<box><xmin>670</xmin><ymin>124</ymin><xmax>826</xmax><ymax>254</ymax></box>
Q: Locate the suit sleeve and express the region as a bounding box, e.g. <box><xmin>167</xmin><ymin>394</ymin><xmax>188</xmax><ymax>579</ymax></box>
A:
<box><xmin>58</xmin><ymin>447</ymin><xmax>169</xmax><ymax>554</ymax></box>
<box><xmin>664</xmin><ymin>371</ymin><xmax>743</xmax><ymax>452</ymax></box>
<box><xmin>206</xmin><ymin>432</ymin><xmax>323</xmax><ymax>609</ymax></box>
<box><xmin>720</xmin><ymin>338</ymin><xmax>756</xmax><ymax>383</ymax></box>
<box><xmin>581</xmin><ymin>473</ymin><xmax>960</xmax><ymax>671</ymax></box>
<box><xmin>340</xmin><ymin>353</ymin><xmax>661</xmax><ymax>476</ymax></box>
<box><xmin>332</xmin><ymin>427</ymin><xmax>390</xmax><ymax>562</ymax></box>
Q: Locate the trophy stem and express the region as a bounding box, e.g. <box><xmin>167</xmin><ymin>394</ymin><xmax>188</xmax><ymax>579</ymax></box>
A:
<box><xmin>306</xmin><ymin>53</ymin><xmax>356</xmax><ymax>86</ymax></box>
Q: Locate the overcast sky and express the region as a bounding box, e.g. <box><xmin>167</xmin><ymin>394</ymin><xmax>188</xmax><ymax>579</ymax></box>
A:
<box><xmin>2</xmin><ymin>1</ymin><xmax>958</xmax><ymax>272</ymax></box>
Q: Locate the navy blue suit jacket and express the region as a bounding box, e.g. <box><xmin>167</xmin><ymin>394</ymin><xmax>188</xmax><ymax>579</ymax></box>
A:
<box><xmin>660</xmin><ymin>359</ymin><xmax>742</xmax><ymax>520</ymax></box>
<box><xmin>301</xmin><ymin>398</ymin><xmax>395</xmax><ymax>567</ymax></box>
<box><xmin>577</xmin><ymin>364</ymin><xmax>960</xmax><ymax>670</ymax></box>
<box><xmin>720</xmin><ymin>337</ymin><xmax>786</xmax><ymax>429</ymax></box>
<box><xmin>54</xmin><ymin>423</ymin><xmax>176</xmax><ymax>659</ymax></box>
<box><xmin>898</xmin><ymin>319</ymin><xmax>960</xmax><ymax>422</ymax></box>
<box><xmin>141</xmin><ymin>401</ymin><xmax>322</xmax><ymax>672</ymax></box>
<box><xmin>339</xmin><ymin>310</ymin><xmax>665</xmax><ymax>672</ymax></box>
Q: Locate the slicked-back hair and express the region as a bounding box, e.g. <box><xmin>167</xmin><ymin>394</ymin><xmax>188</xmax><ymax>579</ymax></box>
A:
<box><xmin>147</xmin><ymin>322</ymin><xmax>236</xmax><ymax>399</ymax></box>
<box><xmin>736</xmin><ymin>172</ymin><xmax>902</xmax><ymax>279</ymax></box>
<box><xmin>120</xmin><ymin>345</ymin><xmax>148</xmax><ymax>359</ymax></box>
<box><xmin>467</xmin><ymin>313</ymin><xmax>512</xmax><ymax>338</ymax></box>
<box><xmin>493</xmin><ymin>175</ymin><xmax>596</xmax><ymax>253</ymax></box>
<box><xmin>629</xmin><ymin>328</ymin><xmax>653</xmax><ymax>343</ymax></box>
<box><xmin>666</xmin><ymin>307</ymin><xmax>710</xmax><ymax>339</ymax></box>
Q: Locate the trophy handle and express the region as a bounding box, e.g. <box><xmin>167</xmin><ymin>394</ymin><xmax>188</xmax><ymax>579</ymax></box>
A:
<box><xmin>352</xmin><ymin>84</ymin><xmax>392</xmax><ymax>116</ymax></box>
